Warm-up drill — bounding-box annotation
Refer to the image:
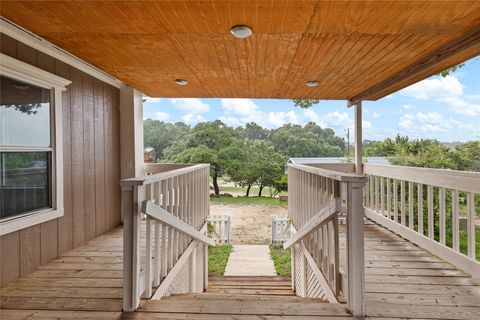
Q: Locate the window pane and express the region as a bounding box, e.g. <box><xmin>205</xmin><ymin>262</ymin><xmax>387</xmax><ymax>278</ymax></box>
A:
<box><xmin>0</xmin><ymin>152</ymin><xmax>52</xmax><ymax>220</ymax></box>
<box><xmin>0</xmin><ymin>76</ymin><xmax>51</xmax><ymax>147</ymax></box>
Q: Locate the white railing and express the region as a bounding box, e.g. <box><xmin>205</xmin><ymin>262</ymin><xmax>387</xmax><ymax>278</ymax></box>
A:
<box><xmin>120</xmin><ymin>163</ymin><xmax>212</xmax><ymax>311</ymax></box>
<box><xmin>271</xmin><ymin>216</ymin><xmax>290</xmax><ymax>243</ymax></box>
<box><xmin>208</xmin><ymin>215</ymin><xmax>231</xmax><ymax>244</ymax></box>
<box><xmin>364</xmin><ymin>163</ymin><xmax>480</xmax><ymax>278</ymax></box>
<box><xmin>285</xmin><ymin>164</ymin><xmax>366</xmax><ymax>316</ymax></box>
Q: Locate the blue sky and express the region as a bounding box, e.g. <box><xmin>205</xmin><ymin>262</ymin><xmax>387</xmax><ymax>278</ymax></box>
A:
<box><xmin>144</xmin><ymin>57</ymin><xmax>480</xmax><ymax>142</ymax></box>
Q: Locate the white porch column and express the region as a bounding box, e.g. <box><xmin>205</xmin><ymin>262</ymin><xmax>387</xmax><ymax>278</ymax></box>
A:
<box><xmin>120</xmin><ymin>86</ymin><xmax>144</xmax><ymax>179</ymax></box>
<box><xmin>349</xmin><ymin>101</ymin><xmax>363</xmax><ymax>174</ymax></box>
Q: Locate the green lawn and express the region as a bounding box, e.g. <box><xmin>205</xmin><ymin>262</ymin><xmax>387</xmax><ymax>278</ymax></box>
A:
<box><xmin>269</xmin><ymin>244</ymin><xmax>291</xmax><ymax>276</ymax></box>
<box><xmin>208</xmin><ymin>245</ymin><xmax>232</xmax><ymax>276</ymax></box>
<box><xmin>219</xmin><ymin>185</ymin><xmax>287</xmax><ymax>196</ymax></box>
<box><xmin>210</xmin><ymin>196</ymin><xmax>287</xmax><ymax>206</ymax></box>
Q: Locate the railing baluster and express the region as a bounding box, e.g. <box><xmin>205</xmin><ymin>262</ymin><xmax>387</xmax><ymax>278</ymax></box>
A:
<box><xmin>145</xmin><ymin>216</ymin><xmax>152</xmax><ymax>297</ymax></box>
<box><xmin>386</xmin><ymin>178</ymin><xmax>391</xmax><ymax>217</ymax></box>
<box><xmin>380</xmin><ymin>177</ymin><xmax>385</xmax><ymax>216</ymax></box>
<box><xmin>417</xmin><ymin>184</ymin><xmax>423</xmax><ymax>235</ymax></box>
<box><xmin>393</xmin><ymin>180</ymin><xmax>398</xmax><ymax>222</ymax></box>
<box><xmin>452</xmin><ymin>190</ymin><xmax>459</xmax><ymax>251</ymax></box>
<box><xmin>400</xmin><ymin>181</ymin><xmax>406</xmax><ymax>225</ymax></box>
<box><xmin>369</xmin><ymin>176</ymin><xmax>375</xmax><ymax>210</ymax></box>
<box><xmin>428</xmin><ymin>185</ymin><xmax>434</xmax><ymax>239</ymax></box>
<box><xmin>467</xmin><ymin>192</ymin><xmax>476</xmax><ymax>259</ymax></box>
<box><xmin>408</xmin><ymin>182</ymin><xmax>414</xmax><ymax>229</ymax></box>
<box><xmin>439</xmin><ymin>187</ymin><xmax>446</xmax><ymax>245</ymax></box>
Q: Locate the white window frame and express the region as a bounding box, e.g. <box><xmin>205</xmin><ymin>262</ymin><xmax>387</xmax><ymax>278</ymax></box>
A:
<box><xmin>0</xmin><ymin>53</ymin><xmax>71</xmax><ymax>236</ymax></box>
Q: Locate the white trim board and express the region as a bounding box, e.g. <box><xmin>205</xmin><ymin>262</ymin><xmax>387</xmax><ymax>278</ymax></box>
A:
<box><xmin>1</xmin><ymin>17</ymin><xmax>124</xmax><ymax>89</ymax></box>
<box><xmin>0</xmin><ymin>54</ymin><xmax>69</xmax><ymax>235</ymax></box>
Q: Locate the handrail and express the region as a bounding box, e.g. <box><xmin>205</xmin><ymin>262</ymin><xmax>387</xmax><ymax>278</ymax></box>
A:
<box><xmin>284</xmin><ymin>200</ymin><xmax>338</xmax><ymax>249</ymax></box>
<box><xmin>142</xmin><ymin>200</ymin><xmax>215</xmax><ymax>246</ymax></box>
<box><xmin>121</xmin><ymin>163</ymin><xmax>210</xmax><ymax>186</ymax></box>
<box><xmin>288</xmin><ymin>163</ymin><xmax>366</xmax><ymax>183</ymax></box>
<box><xmin>364</xmin><ymin>163</ymin><xmax>480</xmax><ymax>193</ymax></box>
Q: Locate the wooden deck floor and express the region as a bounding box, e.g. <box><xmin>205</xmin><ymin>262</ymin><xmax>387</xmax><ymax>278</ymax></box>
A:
<box><xmin>1</xmin><ymin>220</ymin><xmax>480</xmax><ymax>319</ymax></box>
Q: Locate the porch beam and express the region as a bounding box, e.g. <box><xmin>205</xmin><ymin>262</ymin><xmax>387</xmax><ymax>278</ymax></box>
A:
<box><xmin>349</xmin><ymin>26</ymin><xmax>480</xmax><ymax>105</ymax></box>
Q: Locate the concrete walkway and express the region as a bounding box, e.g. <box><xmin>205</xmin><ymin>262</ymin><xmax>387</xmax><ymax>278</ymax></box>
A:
<box><xmin>224</xmin><ymin>245</ymin><xmax>277</xmax><ymax>276</ymax></box>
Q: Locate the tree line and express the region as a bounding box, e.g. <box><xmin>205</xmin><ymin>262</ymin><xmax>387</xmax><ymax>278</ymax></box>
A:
<box><xmin>144</xmin><ymin>120</ymin><xmax>346</xmax><ymax>196</ymax></box>
<box><xmin>363</xmin><ymin>135</ymin><xmax>480</xmax><ymax>172</ymax></box>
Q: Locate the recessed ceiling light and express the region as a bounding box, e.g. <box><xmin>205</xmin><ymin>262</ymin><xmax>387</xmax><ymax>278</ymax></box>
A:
<box><xmin>230</xmin><ymin>25</ymin><xmax>253</xmax><ymax>39</ymax></box>
<box><xmin>174</xmin><ymin>79</ymin><xmax>188</xmax><ymax>86</ymax></box>
<box><xmin>305</xmin><ymin>80</ymin><xmax>320</xmax><ymax>87</ymax></box>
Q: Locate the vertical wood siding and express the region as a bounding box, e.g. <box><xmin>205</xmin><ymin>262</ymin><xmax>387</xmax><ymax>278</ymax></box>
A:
<box><xmin>0</xmin><ymin>34</ymin><xmax>122</xmax><ymax>286</ymax></box>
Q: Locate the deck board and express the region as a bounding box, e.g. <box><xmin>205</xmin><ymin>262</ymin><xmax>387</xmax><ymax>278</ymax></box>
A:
<box><xmin>1</xmin><ymin>222</ymin><xmax>480</xmax><ymax>319</ymax></box>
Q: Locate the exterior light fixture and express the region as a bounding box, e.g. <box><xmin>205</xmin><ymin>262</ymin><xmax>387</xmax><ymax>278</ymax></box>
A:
<box><xmin>174</xmin><ymin>79</ymin><xmax>188</xmax><ymax>86</ymax></box>
<box><xmin>230</xmin><ymin>25</ymin><xmax>253</xmax><ymax>39</ymax></box>
<box><xmin>305</xmin><ymin>80</ymin><xmax>320</xmax><ymax>87</ymax></box>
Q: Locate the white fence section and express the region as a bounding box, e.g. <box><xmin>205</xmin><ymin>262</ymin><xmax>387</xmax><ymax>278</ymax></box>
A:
<box><xmin>208</xmin><ymin>215</ymin><xmax>231</xmax><ymax>244</ymax></box>
<box><xmin>121</xmin><ymin>164</ymin><xmax>212</xmax><ymax>311</ymax></box>
<box><xmin>286</xmin><ymin>163</ymin><xmax>366</xmax><ymax>316</ymax></box>
<box><xmin>271</xmin><ymin>216</ymin><xmax>290</xmax><ymax>243</ymax></box>
<box><xmin>363</xmin><ymin>163</ymin><xmax>480</xmax><ymax>278</ymax></box>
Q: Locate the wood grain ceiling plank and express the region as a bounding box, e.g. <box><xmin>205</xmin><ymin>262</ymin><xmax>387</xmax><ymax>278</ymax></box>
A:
<box><xmin>2</xmin><ymin>0</ymin><xmax>479</xmax><ymax>99</ymax></box>
<box><xmin>320</xmin><ymin>35</ymin><xmax>387</xmax><ymax>98</ymax></box>
<box><xmin>279</xmin><ymin>34</ymin><xmax>341</xmax><ymax>99</ymax></box>
<box><xmin>346</xmin><ymin>34</ymin><xmax>455</xmax><ymax>99</ymax></box>
<box><xmin>308</xmin><ymin>1</ymin><xmax>480</xmax><ymax>35</ymax></box>
<box><xmin>327</xmin><ymin>34</ymin><xmax>399</xmax><ymax>98</ymax></box>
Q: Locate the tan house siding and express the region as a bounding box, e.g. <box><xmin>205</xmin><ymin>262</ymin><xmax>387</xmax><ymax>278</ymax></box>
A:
<box><xmin>0</xmin><ymin>34</ymin><xmax>122</xmax><ymax>286</ymax></box>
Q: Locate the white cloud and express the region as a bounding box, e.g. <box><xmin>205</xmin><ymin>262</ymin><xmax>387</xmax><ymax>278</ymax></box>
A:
<box><xmin>373</xmin><ymin>112</ymin><xmax>381</xmax><ymax>118</ymax></box>
<box><xmin>362</xmin><ymin>120</ymin><xmax>372</xmax><ymax>129</ymax></box>
<box><xmin>154</xmin><ymin>111</ymin><xmax>170</xmax><ymax>122</ymax></box>
<box><xmin>398</xmin><ymin>112</ymin><xmax>477</xmax><ymax>134</ymax></box>
<box><xmin>443</xmin><ymin>97</ymin><xmax>480</xmax><ymax>117</ymax></box>
<box><xmin>303</xmin><ymin>110</ymin><xmax>372</xmax><ymax>133</ymax></box>
<box><xmin>402</xmin><ymin>76</ymin><xmax>463</xmax><ymax>100</ymax></box>
<box><xmin>401</xmin><ymin>75</ymin><xmax>480</xmax><ymax>116</ymax></box>
<box><xmin>304</xmin><ymin>109</ymin><xmax>321</xmax><ymax>123</ymax></box>
<box><xmin>402</xmin><ymin>104</ymin><xmax>416</xmax><ymax>110</ymax></box>
<box><xmin>171</xmin><ymin>98</ymin><xmax>210</xmax><ymax>113</ymax></box>
<box><xmin>265</xmin><ymin>111</ymin><xmax>300</xmax><ymax>127</ymax></box>
<box><xmin>321</xmin><ymin>111</ymin><xmax>353</xmax><ymax>128</ymax></box>
<box><xmin>182</xmin><ymin>114</ymin><xmax>206</xmax><ymax>125</ymax></box>
<box><xmin>221</xmin><ymin>98</ymin><xmax>260</xmax><ymax>116</ymax></box>
<box><xmin>219</xmin><ymin>99</ymin><xmax>302</xmax><ymax>128</ymax></box>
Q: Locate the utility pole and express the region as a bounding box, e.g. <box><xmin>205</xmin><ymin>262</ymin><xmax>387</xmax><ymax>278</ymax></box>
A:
<box><xmin>345</xmin><ymin>128</ymin><xmax>350</xmax><ymax>158</ymax></box>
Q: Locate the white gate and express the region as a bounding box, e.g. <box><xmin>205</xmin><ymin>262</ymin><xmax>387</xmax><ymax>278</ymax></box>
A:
<box><xmin>208</xmin><ymin>215</ymin><xmax>231</xmax><ymax>244</ymax></box>
<box><xmin>271</xmin><ymin>216</ymin><xmax>290</xmax><ymax>243</ymax></box>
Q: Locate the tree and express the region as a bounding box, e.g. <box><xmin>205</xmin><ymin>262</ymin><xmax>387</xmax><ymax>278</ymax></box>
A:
<box><xmin>292</xmin><ymin>99</ymin><xmax>320</xmax><ymax>109</ymax></box>
<box><xmin>241</xmin><ymin>122</ymin><xmax>270</xmax><ymax>140</ymax></box>
<box><xmin>270</xmin><ymin>124</ymin><xmax>343</xmax><ymax>158</ymax></box>
<box><xmin>144</xmin><ymin>120</ymin><xmax>190</xmax><ymax>158</ymax></box>
<box><xmin>165</xmin><ymin>120</ymin><xmax>243</xmax><ymax>195</ymax></box>
<box><xmin>247</xmin><ymin>141</ymin><xmax>286</xmax><ymax>197</ymax></box>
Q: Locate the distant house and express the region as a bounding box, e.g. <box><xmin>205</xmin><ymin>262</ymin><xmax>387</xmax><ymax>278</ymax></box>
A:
<box><xmin>144</xmin><ymin>147</ymin><xmax>157</xmax><ymax>163</ymax></box>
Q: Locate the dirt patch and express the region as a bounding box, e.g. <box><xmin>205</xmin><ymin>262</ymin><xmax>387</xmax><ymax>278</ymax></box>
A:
<box><xmin>210</xmin><ymin>203</ymin><xmax>287</xmax><ymax>244</ymax></box>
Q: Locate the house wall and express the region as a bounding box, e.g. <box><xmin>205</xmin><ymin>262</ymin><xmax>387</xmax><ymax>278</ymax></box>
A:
<box><xmin>0</xmin><ymin>33</ymin><xmax>122</xmax><ymax>286</ymax></box>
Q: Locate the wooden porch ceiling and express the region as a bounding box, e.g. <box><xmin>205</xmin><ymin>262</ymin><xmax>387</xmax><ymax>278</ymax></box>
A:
<box><xmin>1</xmin><ymin>1</ymin><xmax>480</xmax><ymax>100</ymax></box>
